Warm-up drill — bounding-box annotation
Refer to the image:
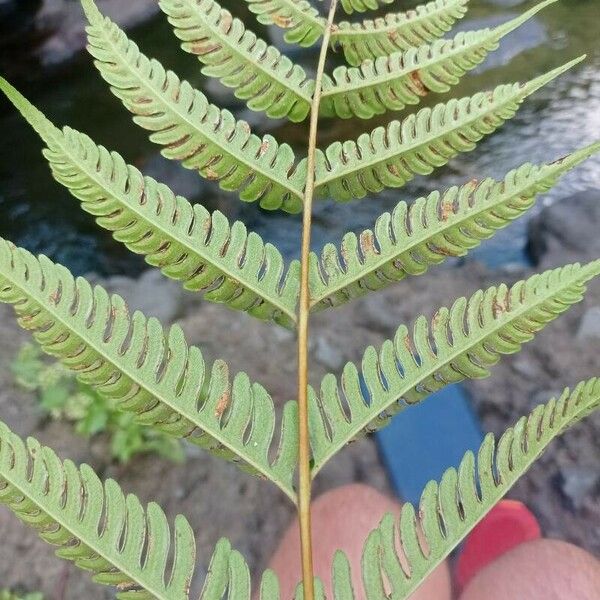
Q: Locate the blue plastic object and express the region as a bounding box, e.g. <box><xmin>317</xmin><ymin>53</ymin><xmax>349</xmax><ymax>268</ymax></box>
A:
<box><xmin>375</xmin><ymin>384</ymin><xmax>484</xmax><ymax>505</ymax></box>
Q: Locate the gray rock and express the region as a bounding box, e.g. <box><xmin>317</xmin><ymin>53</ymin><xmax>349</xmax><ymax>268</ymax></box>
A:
<box><xmin>512</xmin><ymin>356</ymin><xmax>539</xmax><ymax>379</ymax></box>
<box><xmin>35</xmin><ymin>0</ymin><xmax>159</xmax><ymax>66</ymax></box>
<box><xmin>142</xmin><ymin>153</ymin><xmax>207</xmax><ymax>201</ymax></box>
<box><xmin>100</xmin><ymin>270</ymin><xmax>186</xmax><ymax>324</ymax></box>
<box><xmin>560</xmin><ymin>466</ymin><xmax>600</xmax><ymax>510</ymax></box>
<box><xmin>313</xmin><ymin>335</ymin><xmax>345</xmax><ymax>371</ymax></box>
<box><xmin>577</xmin><ymin>307</ymin><xmax>600</xmax><ymax>341</ymax></box>
<box><xmin>358</xmin><ymin>295</ymin><xmax>400</xmax><ymax>334</ymax></box>
<box><xmin>528</xmin><ymin>189</ymin><xmax>600</xmax><ymax>267</ymax></box>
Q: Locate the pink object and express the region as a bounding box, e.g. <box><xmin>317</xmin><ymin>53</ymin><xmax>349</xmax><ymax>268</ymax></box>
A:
<box><xmin>456</xmin><ymin>499</ymin><xmax>542</xmax><ymax>592</ymax></box>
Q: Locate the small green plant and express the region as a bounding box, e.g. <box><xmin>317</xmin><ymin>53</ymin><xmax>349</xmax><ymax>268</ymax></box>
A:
<box><xmin>11</xmin><ymin>343</ymin><xmax>184</xmax><ymax>463</ymax></box>
<box><xmin>0</xmin><ymin>0</ymin><xmax>598</xmax><ymax>598</ymax></box>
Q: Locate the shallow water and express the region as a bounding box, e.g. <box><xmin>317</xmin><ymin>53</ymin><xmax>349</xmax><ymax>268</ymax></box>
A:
<box><xmin>0</xmin><ymin>0</ymin><xmax>599</xmax><ymax>274</ymax></box>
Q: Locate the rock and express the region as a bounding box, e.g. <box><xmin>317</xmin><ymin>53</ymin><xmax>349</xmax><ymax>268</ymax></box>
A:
<box><xmin>34</xmin><ymin>0</ymin><xmax>159</xmax><ymax>67</ymax></box>
<box><xmin>358</xmin><ymin>294</ymin><xmax>401</xmax><ymax>334</ymax></box>
<box><xmin>511</xmin><ymin>356</ymin><xmax>539</xmax><ymax>379</ymax></box>
<box><xmin>142</xmin><ymin>153</ymin><xmax>207</xmax><ymax>201</ymax></box>
<box><xmin>528</xmin><ymin>189</ymin><xmax>600</xmax><ymax>267</ymax></box>
<box><xmin>559</xmin><ymin>466</ymin><xmax>600</xmax><ymax>510</ymax></box>
<box><xmin>313</xmin><ymin>335</ymin><xmax>345</xmax><ymax>371</ymax></box>
<box><xmin>576</xmin><ymin>307</ymin><xmax>600</xmax><ymax>341</ymax></box>
<box><xmin>98</xmin><ymin>270</ymin><xmax>187</xmax><ymax>324</ymax></box>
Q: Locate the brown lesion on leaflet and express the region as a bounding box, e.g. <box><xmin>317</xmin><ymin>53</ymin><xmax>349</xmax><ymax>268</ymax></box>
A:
<box><xmin>410</xmin><ymin>70</ymin><xmax>429</xmax><ymax>97</ymax></box>
<box><xmin>214</xmin><ymin>390</ymin><xmax>231</xmax><ymax>418</ymax></box>
<box><xmin>273</xmin><ymin>14</ymin><xmax>293</xmax><ymax>28</ymax></box>
<box><xmin>440</xmin><ymin>198</ymin><xmax>454</xmax><ymax>221</ymax></box>
<box><xmin>204</xmin><ymin>167</ymin><xmax>220</xmax><ymax>181</ymax></box>
<box><xmin>359</xmin><ymin>229</ymin><xmax>378</xmax><ymax>257</ymax></box>
<box><xmin>492</xmin><ymin>294</ymin><xmax>509</xmax><ymax>318</ymax></box>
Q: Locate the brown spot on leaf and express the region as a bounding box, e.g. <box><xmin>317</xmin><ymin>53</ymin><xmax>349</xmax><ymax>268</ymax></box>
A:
<box><xmin>205</xmin><ymin>168</ymin><xmax>219</xmax><ymax>181</ymax></box>
<box><xmin>409</xmin><ymin>70</ymin><xmax>428</xmax><ymax>97</ymax></box>
<box><xmin>192</xmin><ymin>41</ymin><xmax>220</xmax><ymax>56</ymax></box>
<box><xmin>49</xmin><ymin>290</ymin><xmax>60</xmax><ymax>305</ymax></box>
<box><xmin>258</xmin><ymin>139</ymin><xmax>270</xmax><ymax>158</ymax></box>
<box><xmin>221</xmin><ymin>12</ymin><xmax>233</xmax><ymax>32</ymax></box>
<box><xmin>440</xmin><ymin>199</ymin><xmax>454</xmax><ymax>222</ymax></box>
<box><xmin>493</xmin><ymin>296</ymin><xmax>508</xmax><ymax>317</ymax></box>
<box><xmin>388</xmin><ymin>164</ymin><xmax>400</xmax><ymax>177</ymax></box>
<box><xmin>274</xmin><ymin>14</ymin><xmax>292</xmax><ymax>28</ymax></box>
<box><xmin>215</xmin><ymin>391</ymin><xmax>230</xmax><ymax>418</ymax></box>
<box><xmin>360</xmin><ymin>230</ymin><xmax>377</xmax><ymax>256</ymax></box>
<box><xmin>388</xmin><ymin>29</ymin><xmax>399</xmax><ymax>42</ymax></box>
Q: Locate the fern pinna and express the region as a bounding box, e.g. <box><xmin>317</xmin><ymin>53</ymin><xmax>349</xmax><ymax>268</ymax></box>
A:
<box><xmin>0</xmin><ymin>0</ymin><xmax>598</xmax><ymax>598</ymax></box>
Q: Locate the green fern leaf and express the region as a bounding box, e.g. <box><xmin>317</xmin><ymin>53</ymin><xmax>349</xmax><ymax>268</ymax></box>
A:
<box><xmin>102</xmin><ymin>376</ymin><xmax>598</xmax><ymax>600</ymax></box>
<box><xmin>81</xmin><ymin>0</ymin><xmax>305</xmax><ymax>213</ymax></box>
<box><xmin>241</xmin><ymin>0</ymin><xmax>326</xmax><ymax>47</ymax></box>
<box><xmin>0</xmin><ymin>79</ymin><xmax>299</xmax><ymax>328</ymax></box>
<box><xmin>0</xmin><ymin>421</ymin><xmax>196</xmax><ymax>599</ymax></box>
<box><xmin>313</xmin><ymin>59</ymin><xmax>582</xmax><ymax>202</ymax></box>
<box><xmin>309</xmin><ymin>261</ymin><xmax>600</xmax><ymax>475</ymax></box>
<box><xmin>321</xmin><ymin>1</ymin><xmax>555</xmax><ymax>119</ymax></box>
<box><xmin>158</xmin><ymin>0</ymin><xmax>315</xmax><ymax>122</ymax></box>
<box><xmin>0</xmin><ymin>239</ymin><xmax>298</xmax><ymax>500</ymax></box>
<box><xmin>200</xmin><ymin>539</ymin><xmax>284</xmax><ymax>599</ymax></box>
<box><xmin>355</xmin><ymin>379</ymin><xmax>600</xmax><ymax>599</ymax></box>
<box><xmin>339</xmin><ymin>0</ymin><xmax>395</xmax><ymax>15</ymax></box>
<box><xmin>331</xmin><ymin>0</ymin><xmax>471</xmax><ymax>66</ymax></box>
<box><xmin>309</xmin><ymin>142</ymin><xmax>600</xmax><ymax>312</ymax></box>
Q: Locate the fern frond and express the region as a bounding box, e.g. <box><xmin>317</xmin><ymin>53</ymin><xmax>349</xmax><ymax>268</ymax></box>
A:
<box><xmin>319</xmin><ymin>381</ymin><xmax>600</xmax><ymax>598</ymax></box>
<box><xmin>313</xmin><ymin>59</ymin><xmax>582</xmax><ymax>202</ymax></box>
<box><xmin>331</xmin><ymin>0</ymin><xmax>471</xmax><ymax>67</ymax></box>
<box><xmin>0</xmin><ymin>79</ymin><xmax>299</xmax><ymax>328</ymax></box>
<box><xmin>82</xmin><ymin>0</ymin><xmax>305</xmax><ymax>213</ymax></box>
<box><xmin>309</xmin><ymin>142</ymin><xmax>600</xmax><ymax>312</ymax></box>
<box><xmin>309</xmin><ymin>261</ymin><xmax>600</xmax><ymax>475</ymax></box>
<box><xmin>241</xmin><ymin>0</ymin><xmax>326</xmax><ymax>47</ymax></box>
<box><xmin>321</xmin><ymin>1</ymin><xmax>555</xmax><ymax>120</ymax></box>
<box><xmin>0</xmin><ymin>421</ymin><xmax>196</xmax><ymax>599</ymax></box>
<box><xmin>339</xmin><ymin>0</ymin><xmax>394</xmax><ymax>15</ymax></box>
<box><xmin>199</xmin><ymin>539</ymin><xmax>284</xmax><ymax>599</ymax></box>
<box><xmin>0</xmin><ymin>239</ymin><xmax>298</xmax><ymax>500</ymax></box>
<box><xmin>158</xmin><ymin>0</ymin><xmax>314</xmax><ymax>122</ymax></box>
<box><xmin>355</xmin><ymin>379</ymin><xmax>600</xmax><ymax>599</ymax></box>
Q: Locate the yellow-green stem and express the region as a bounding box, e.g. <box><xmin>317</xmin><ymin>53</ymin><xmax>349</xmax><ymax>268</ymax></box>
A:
<box><xmin>297</xmin><ymin>1</ymin><xmax>338</xmax><ymax>598</ymax></box>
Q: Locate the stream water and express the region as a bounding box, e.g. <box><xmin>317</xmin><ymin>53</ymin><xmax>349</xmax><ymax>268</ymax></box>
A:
<box><xmin>0</xmin><ymin>0</ymin><xmax>598</xmax><ymax>275</ymax></box>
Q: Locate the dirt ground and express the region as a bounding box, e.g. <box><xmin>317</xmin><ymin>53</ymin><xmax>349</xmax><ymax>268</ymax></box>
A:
<box><xmin>1</xmin><ymin>244</ymin><xmax>599</xmax><ymax>598</ymax></box>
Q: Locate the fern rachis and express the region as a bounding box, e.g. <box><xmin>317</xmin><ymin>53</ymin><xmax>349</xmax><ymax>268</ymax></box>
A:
<box><xmin>0</xmin><ymin>0</ymin><xmax>599</xmax><ymax>598</ymax></box>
